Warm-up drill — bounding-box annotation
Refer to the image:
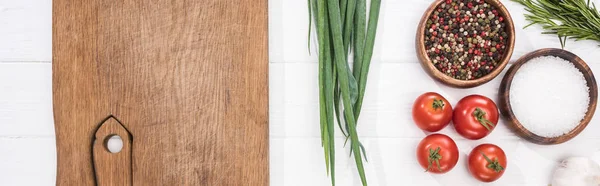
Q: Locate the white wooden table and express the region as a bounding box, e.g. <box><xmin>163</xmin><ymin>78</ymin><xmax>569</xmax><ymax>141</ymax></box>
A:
<box><xmin>269</xmin><ymin>0</ymin><xmax>600</xmax><ymax>185</ymax></box>
<box><xmin>1</xmin><ymin>0</ymin><xmax>600</xmax><ymax>185</ymax></box>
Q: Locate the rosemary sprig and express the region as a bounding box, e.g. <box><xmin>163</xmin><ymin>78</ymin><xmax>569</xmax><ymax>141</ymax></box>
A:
<box><xmin>511</xmin><ymin>0</ymin><xmax>600</xmax><ymax>48</ymax></box>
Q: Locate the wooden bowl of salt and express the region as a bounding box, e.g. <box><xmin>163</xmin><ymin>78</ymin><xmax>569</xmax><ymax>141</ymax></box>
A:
<box><xmin>499</xmin><ymin>48</ymin><xmax>598</xmax><ymax>145</ymax></box>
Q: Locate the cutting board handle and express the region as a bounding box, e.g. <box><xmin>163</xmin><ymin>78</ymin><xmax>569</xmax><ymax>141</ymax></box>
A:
<box><xmin>92</xmin><ymin>116</ymin><xmax>133</xmax><ymax>186</ymax></box>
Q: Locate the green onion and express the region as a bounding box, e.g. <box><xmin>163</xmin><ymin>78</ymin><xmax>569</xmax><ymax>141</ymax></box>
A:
<box><xmin>354</xmin><ymin>0</ymin><xmax>381</xmax><ymax>119</ymax></box>
<box><xmin>308</xmin><ymin>0</ymin><xmax>381</xmax><ymax>185</ymax></box>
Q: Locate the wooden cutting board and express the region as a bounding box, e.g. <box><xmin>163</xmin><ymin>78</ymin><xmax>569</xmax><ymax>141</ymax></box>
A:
<box><xmin>53</xmin><ymin>0</ymin><xmax>268</xmax><ymax>185</ymax></box>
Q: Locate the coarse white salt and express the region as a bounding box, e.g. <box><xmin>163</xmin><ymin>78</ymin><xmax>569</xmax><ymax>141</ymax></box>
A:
<box><xmin>510</xmin><ymin>56</ymin><xmax>590</xmax><ymax>138</ymax></box>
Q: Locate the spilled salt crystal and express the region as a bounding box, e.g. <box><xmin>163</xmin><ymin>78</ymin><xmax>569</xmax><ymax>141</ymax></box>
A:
<box><xmin>509</xmin><ymin>56</ymin><xmax>590</xmax><ymax>138</ymax></box>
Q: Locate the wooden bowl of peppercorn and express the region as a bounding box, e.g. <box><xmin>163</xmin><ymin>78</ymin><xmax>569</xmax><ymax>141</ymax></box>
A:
<box><xmin>416</xmin><ymin>0</ymin><xmax>515</xmax><ymax>88</ymax></box>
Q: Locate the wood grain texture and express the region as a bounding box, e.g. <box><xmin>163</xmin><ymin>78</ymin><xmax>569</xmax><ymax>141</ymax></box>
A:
<box><xmin>93</xmin><ymin>117</ymin><xmax>132</xmax><ymax>186</ymax></box>
<box><xmin>498</xmin><ymin>48</ymin><xmax>598</xmax><ymax>145</ymax></box>
<box><xmin>53</xmin><ymin>0</ymin><xmax>269</xmax><ymax>185</ymax></box>
<box><xmin>415</xmin><ymin>0</ymin><xmax>515</xmax><ymax>88</ymax></box>
<box><xmin>53</xmin><ymin>1</ymin><xmax>108</xmax><ymax>185</ymax></box>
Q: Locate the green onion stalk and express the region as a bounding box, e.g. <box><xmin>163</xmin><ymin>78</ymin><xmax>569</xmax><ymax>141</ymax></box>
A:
<box><xmin>308</xmin><ymin>0</ymin><xmax>381</xmax><ymax>185</ymax></box>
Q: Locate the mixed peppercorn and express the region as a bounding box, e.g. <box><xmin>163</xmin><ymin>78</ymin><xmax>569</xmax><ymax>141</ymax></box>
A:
<box><xmin>424</xmin><ymin>0</ymin><xmax>508</xmax><ymax>80</ymax></box>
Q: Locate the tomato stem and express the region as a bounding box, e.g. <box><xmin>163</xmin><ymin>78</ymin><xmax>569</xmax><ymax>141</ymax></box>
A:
<box><xmin>432</xmin><ymin>99</ymin><xmax>445</xmax><ymax>110</ymax></box>
<box><xmin>426</xmin><ymin>147</ymin><xmax>443</xmax><ymax>172</ymax></box>
<box><xmin>473</xmin><ymin>108</ymin><xmax>495</xmax><ymax>131</ymax></box>
<box><xmin>480</xmin><ymin>151</ymin><xmax>504</xmax><ymax>173</ymax></box>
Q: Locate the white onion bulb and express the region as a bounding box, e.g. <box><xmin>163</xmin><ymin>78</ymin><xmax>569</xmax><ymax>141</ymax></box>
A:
<box><xmin>552</xmin><ymin>157</ymin><xmax>600</xmax><ymax>186</ymax></box>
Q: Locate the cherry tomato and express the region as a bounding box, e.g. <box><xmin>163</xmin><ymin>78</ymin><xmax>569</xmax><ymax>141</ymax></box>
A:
<box><xmin>416</xmin><ymin>134</ymin><xmax>459</xmax><ymax>174</ymax></box>
<box><xmin>468</xmin><ymin>144</ymin><xmax>507</xmax><ymax>182</ymax></box>
<box><xmin>412</xmin><ymin>92</ymin><xmax>453</xmax><ymax>132</ymax></box>
<box><xmin>453</xmin><ymin>95</ymin><xmax>499</xmax><ymax>140</ymax></box>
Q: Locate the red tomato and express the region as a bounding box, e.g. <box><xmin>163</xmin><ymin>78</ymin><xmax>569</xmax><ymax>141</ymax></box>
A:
<box><xmin>468</xmin><ymin>144</ymin><xmax>507</xmax><ymax>182</ymax></box>
<box><xmin>416</xmin><ymin>134</ymin><xmax>459</xmax><ymax>174</ymax></box>
<box><xmin>412</xmin><ymin>92</ymin><xmax>453</xmax><ymax>132</ymax></box>
<box><xmin>453</xmin><ymin>95</ymin><xmax>499</xmax><ymax>140</ymax></box>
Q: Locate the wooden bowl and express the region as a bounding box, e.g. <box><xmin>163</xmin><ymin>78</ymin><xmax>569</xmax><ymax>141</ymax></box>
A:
<box><xmin>499</xmin><ymin>48</ymin><xmax>598</xmax><ymax>145</ymax></box>
<box><xmin>416</xmin><ymin>0</ymin><xmax>515</xmax><ymax>88</ymax></box>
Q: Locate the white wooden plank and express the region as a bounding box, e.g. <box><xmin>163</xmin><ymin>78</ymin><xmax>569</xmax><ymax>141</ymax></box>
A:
<box><xmin>281</xmin><ymin>0</ymin><xmax>318</xmax><ymax>63</ymax></box>
<box><xmin>270</xmin><ymin>60</ymin><xmax>600</xmax><ymax>185</ymax></box>
<box><xmin>270</xmin><ymin>63</ymin><xmax>285</xmax><ymax>137</ymax></box>
<box><xmin>269</xmin><ymin>137</ymin><xmax>285</xmax><ymax>185</ymax></box>
<box><xmin>271</xmin><ymin>137</ymin><xmax>591</xmax><ymax>186</ymax></box>
<box><xmin>0</xmin><ymin>137</ymin><xmax>55</xmax><ymax>186</ymax></box>
<box><xmin>275</xmin><ymin>63</ymin><xmax>521</xmax><ymax>138</ymax></box>
<box><xmin>0</xmin><ymin>63</ymin><xmax>53</xmax><ymax>136</ymax></box>
<box><xmin>268</xmin><ymin>0</ymin><xmax>284</xmax><ymax>63</ymax></box>
<box><xmin>271</xmin><ymin>0</ymin><xmax>600</xmax><ymax>64</ymax></box>
<box><xmin>378</xmin><ymin>0</ymin><xmax>436</xmax><ymax>63</ymax></box>
<box><xmin>0</xmin><ymin>0</ymin><xmax>51</xmax><ymax>62</ymax></box>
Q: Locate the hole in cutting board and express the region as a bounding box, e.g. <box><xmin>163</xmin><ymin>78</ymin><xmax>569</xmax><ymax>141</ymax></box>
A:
<box><xmin>104</xmin><ymin>135</ymin><xmax>123</xmax><ymax>153</ymax></box>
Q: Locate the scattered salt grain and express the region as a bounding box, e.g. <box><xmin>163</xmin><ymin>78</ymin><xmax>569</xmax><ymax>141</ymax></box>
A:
<box><xmin>510</xmin><ymin>56</ymin><xmax>590</xmax><ymax>138</ymax></box>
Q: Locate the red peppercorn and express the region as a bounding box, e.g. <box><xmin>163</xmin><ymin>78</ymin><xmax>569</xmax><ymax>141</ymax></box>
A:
<box><xmin>468</xmin><ymin>48</ymin><xmax>473</xmax><ymax>54</ymax></box>
<box><xmin>499</xmin><ymin>17</ymin><xmax>504</xmax><ymax>22</ymax></box>
<box><xmin>481</xmin><ymin>62</ymin><xmax>486</xmax><ymax>65</ymax></box>
<box><xmin>446</xmin><ymin>0</ymin><xmax>452</xmax><ymax>4</ymax></box>
<box><xmin>467</xmin><ymin>2</ymin><xmax>473</xmax><ymax>8</ymax></box>
<box><xmin>489</xmin><ymin>52</ymin><xmax>493</xmax><ymax>56</ymax></box>
<box><xmin>496</xmin><ymin>44</ymin><xmax>501</xmax><ymax>49</ymax></box>
<box><xmin>499</xmin><ymin>36</ymin><xmax>503</xmax><ymax>41</ymax></box>
<box><xmin>479</xmin><ymin>9</ymin><xmax>484</xmax><ymax>14</ymax></box>
<box><xmin>433</xmin><ymin>31</ymin><xmax>438</xmax><ymax>36</ymax></box>
<box><xmin>432</xmin><ymin>24</ymin><xmax>437</xmax><ymax>29</ymax></box>
<box><xmin>435</xmin><ymin>48</ymin><xmax>440</xmax><ymax>54</ymax></box>
<box><xmin>492</xmin><ymin>10</ymin><xmax>498</xmax><ymax>15</ymax></box>
<box><xmin>455</xmin><ymin>5</ymin><xmax>459</xmax><ymax>10</ymax></box>
<box><xmin>444</xmin><ymin>25</ymin><xmax>449</xmax><ymax>30</ymax></box>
